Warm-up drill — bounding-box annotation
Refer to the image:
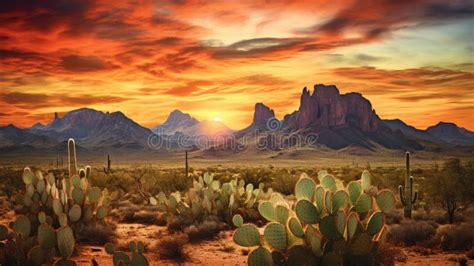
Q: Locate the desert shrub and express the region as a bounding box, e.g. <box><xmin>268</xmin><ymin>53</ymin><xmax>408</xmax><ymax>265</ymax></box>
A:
<box><xmin>384</xmin><ymin>210</ymin><xmax>403</xmax><ymax>225</ymax></box>
<box><xmin>412</xmin><ymin>209</ymin><xmax>465</xmax><ymax>224</ymax></box>
<box><xmin>220</xmin><ymin>242</ymin><xmax>235</xmax><ymax>252</ymax></box>
<box><xmin>0</xmin><ymin>167</ymin><xmax>25</xmax><ymax>197</ymax></box>
<box><xmin>155</xmin><ymin>212</ymin><xmax>168</xmax><ymax>226</ymax></box>
<box><xmin>271</xmin><ymin>173</ymin><xmax>299</xmax><ymax>195</ymax></box>
<box><xmin>238</xmin><ymin>168</ymin><xmax>273</xmax><ymax>187</ymax></box>
<box><xmin>425</xmin><ymin>159</ymin><xmax>474</xmax><ymax>224</ymax></box>
<box><xmin>166</xmin><ymin>216</ymin><xmax>185</xmax><ymax>232</ymax></box>
<box><xmin>447</xmin><ymin>255</ymin><xmax>469</xmax><ymax>266</ymax></box>
<box><xmin>387</xmin><ymin>220</ymin><xmax>437</xmax><ymax>246</ymax></box>
<box><xmin>147</xmin><ymin>168</ymin><xmax>192</xmax><ymax>194</ymax></box>
<box><xmin>111</xmin><ymin>201</ymin><xmax>160</xmax><ymax>225</ymax></box>
<box><xmin>374</xmin><ymin>243</ymin><xmax>407</xmax><ymax>266</ymax></box>
<box><xmin>437</xmin><ymin>224</ymin><xmax>474</xmax><ymax>251</ymax></box>
<box><xmin>184</xmin><ymin>218</ymin><xmax>227</xmax><ymax>242</ymax></box>
<box><xmin>466</xmin><ymin>246</ymin><xmax>474</xmax><ymax>259</ymax></box>
<box><xmin>156</xmin><ymin>233</ymin><xmax>188</xmax><ymax>261</ymax></box>
<box><xmin>74</xmin><ymin>222</ymin><xmax>115</xmax><ymax>245</ymax></box>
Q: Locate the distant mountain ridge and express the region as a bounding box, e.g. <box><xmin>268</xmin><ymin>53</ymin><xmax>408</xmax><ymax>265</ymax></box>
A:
<box><xmin>235</xmin><ymin>85</ymin><xmax>421</xmax><ymax>150</ymax></box>
<box><xmin>426</xmin><ymin>122</ymin><xmax>474</xmax><ymax>145</ymax></box>
<box><xmin>152</xmin><ymin>110</ymin><xmax>233</xmax><ymax>137</ymax></box>
<box><xmin>0</xmin><ymin>83</ymin><xmax>473</xmax><ymax>155</ymax></box>
<box><xmin>29</xmin><ymin>108</ymin><xmax>152</xmax><ymax>150</ymax></box>
<box><xmin>152</xmin><ymin>110</ymin><xmax>199</xmax><ymax>135</ymax></box>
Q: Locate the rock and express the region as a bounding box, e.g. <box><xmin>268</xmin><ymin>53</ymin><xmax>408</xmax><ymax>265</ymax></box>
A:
<box><xmin>252</xmin><ymin>103</ymin><xmax>275</xmax><ymax>128</ymax></box>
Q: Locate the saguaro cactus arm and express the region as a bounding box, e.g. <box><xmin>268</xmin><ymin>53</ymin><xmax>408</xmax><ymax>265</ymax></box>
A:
<box><xmin>400</xmin><ymin>152</ymin><xmax>419</xmax><ymax>218</ymax></box>
<box><xmin>399</xmin><ymin>185</ymin><xmax>406</xmax><ymax>206</ymax></box>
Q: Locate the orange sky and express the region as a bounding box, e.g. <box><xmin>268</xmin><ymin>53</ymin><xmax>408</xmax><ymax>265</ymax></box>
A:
<box><xmin>0</xmin><ymin>0</ymin><xmax>473</xmax><ymax>130</ymax></box>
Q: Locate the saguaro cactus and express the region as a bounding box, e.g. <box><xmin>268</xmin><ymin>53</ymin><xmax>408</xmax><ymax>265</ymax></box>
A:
<box><xmin>399</xmin><ymin>152</ymin><xmax>418</xmax><ymax>218</ymax></box>
<box><xmin>103</xmin><ymin>154</ymin><xmax>112</xmax><ymax>176</ymax></box>
<box><xmin>185</xmin><ymin>150</ymin><xmax>189</xmax><ymax>178</ymax></box>
<box><xmin>68</xmin><ymin>138</ymin><xmax>77</xmax><ymax>177</ymax></box>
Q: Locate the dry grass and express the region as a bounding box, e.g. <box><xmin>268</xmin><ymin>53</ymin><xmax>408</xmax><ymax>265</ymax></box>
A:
<box><xmin>387</xmin><ymin>220</ymin><xmax>437</xmax><ymax>246</ymax></box>
<box><xmin>111</xmin><ymin>201</ymin><xmax>160</xmax><ymax>225</ymax></box>
<box><xmin>184</xmin><ymin>219</ymin><xmax>227</xmax><ymax>242</ymax></box>
<box><xmin>447</xmin><ymin>254</ymin><xmax>469</xmax><ymax>266</ymax></box>
<box><xmin>74</xmin><ymin>222</ymin><xmax>116</xmax><ymax>245</ymax></box>
<box><xmin>219</xmin><ymin>242</ymin><xmax>235</xmax><ymax>253</ymax></box>
<box><xmin>466</xmin><ymin>246</ymin><xmax>474</xmax><ymax>259</ymax></box>
<box><xmin>156</xmin><ymin>233</ymin><xmax>189</xmax><ymax>262</ymax></box>
<box><xmin>436</xmin><ymin>224</ymin><xmax>474</xmax><ymax>251</ymax></box>
<box><xmin>374</xmin><ymin>243</ymin><xmax>407</xmax><ymax>266</ymax></box>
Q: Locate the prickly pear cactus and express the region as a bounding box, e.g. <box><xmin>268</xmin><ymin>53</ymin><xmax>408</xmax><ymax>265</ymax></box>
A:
<box><xmin>149</xmin><ymin>172</ymin><xmax>272</xmax><ymax>229</ymax></box>
<box><xmin>2</xmin><ymin>138</ymin><xmax>114</xmax><ymax>265</ymax></box>
<box><xmin>105</xmin><ymin>241</ymin><xmax>149</xmax><ymax>266</ymax></box>
<box><xmin>233</xmin><ymin>170</ymin><xmax>396</xmax><ymax>266</ymax></box>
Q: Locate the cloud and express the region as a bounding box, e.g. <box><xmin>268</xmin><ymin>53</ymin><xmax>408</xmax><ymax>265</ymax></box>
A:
<box><xmin>331</xmin><ymin>66</ymin><xmax>474</xmax><ymax>101</ymax></box>
<box><xmin>333</xmin><ymin>66</ymin><xmax>474</xmax><ymax>87</ymax></box>
<box><xmin>355</xmin><ymin>53</ymin><xmax>382</xmax><ymax>63</ymax></box>
<box><xmin>297</xmin><ymin>0</ymin><xmax>474</xmax><ymax>40</ymax></box>
<box><xmin>59</xmin><ymin>55</ymin><xmax>116</xmax><ymax>72</ymax></box>
<box><xmin>0</xmin><ymin>92</ymin><xmax>130</xmax><ymax>109</ymax></box>
<box><xmin>164</xmin><ymin>80</ymin><xmax>214</xmax><ymax>96</ymax></box>
<box><xmin>212</xmin><ymin>37</ymin><xmax>308</xmax><ymax>59</ymax></box>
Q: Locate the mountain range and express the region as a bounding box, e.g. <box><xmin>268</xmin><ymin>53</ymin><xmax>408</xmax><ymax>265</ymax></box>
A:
<box><xmin>1</xmin><ymin>84</ymin><xmax>473</xmax><ymax>155</ymax></box>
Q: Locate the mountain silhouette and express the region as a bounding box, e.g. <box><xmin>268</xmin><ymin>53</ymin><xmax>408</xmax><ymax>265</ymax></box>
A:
<box><xmin>1</xmin><ymin>84</ymin><xmax>473</xmax><ymax>155</ymax></box>
<box><xmin>29</xmin><ymin>108</ymin><xmax>152</xmax><ymax>150</ymax></box>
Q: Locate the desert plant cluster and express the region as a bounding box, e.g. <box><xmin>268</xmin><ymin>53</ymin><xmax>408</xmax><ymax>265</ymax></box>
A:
<box><xmin>0</xmin><ymin>139</ymin><xmax>115</xmax><ymax>265</ymax></box>
<box><xmin>232</xmin><ymin>171</ymin><xmax>395</xmax><ymax>265</ymax></box>
<box><xmin>0</xmin><ymin>140</ymin><xmax>473</xmax><ymax>265</ymax></box>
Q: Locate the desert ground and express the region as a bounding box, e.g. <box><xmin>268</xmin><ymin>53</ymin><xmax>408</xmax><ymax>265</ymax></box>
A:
<box><xmin>1</xmin><ymin>149</ymin><xmax>473</xmax><ymax>266</ymax></box>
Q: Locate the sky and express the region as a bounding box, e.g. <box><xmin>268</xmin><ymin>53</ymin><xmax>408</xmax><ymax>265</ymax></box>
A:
<box><xmin>0</xmin><ymin>0</ymin><xmax>473</xmax><ymax>130</ymax></box>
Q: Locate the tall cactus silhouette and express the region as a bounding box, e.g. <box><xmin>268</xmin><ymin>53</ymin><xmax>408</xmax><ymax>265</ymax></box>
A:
<box><xmin>68</xmin><ymin>138</ymin><xmax>77</xmax><ymax>177</ymax></box>
<box><xmin>103</xmin><ymin>154</ymin><xmax>112</xmax><ymax>175</ymax></box>
<box><xmin>399</xmin><ymin>152</ymin><xmax>418</xmax><ymax>218</ymax></box>
<box><xmin>185</xmin><ymin>150</ymin><xmax>189</xmax><ymax>178</ymax></box>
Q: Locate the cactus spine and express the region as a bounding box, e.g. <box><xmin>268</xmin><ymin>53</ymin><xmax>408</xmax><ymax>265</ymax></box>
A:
<box><xmin>185</xmin><ymin>150</ymin><xmax>189</xmax><ymax>178</ymax></box>
<box><xmin>399</xmin><ymin>152</ymin><xmax>418</xmax><ymax>218</ymax></box>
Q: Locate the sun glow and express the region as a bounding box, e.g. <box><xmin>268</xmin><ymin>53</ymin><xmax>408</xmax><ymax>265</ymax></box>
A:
<box><xmin>213</xmin><ymin>116</ymin><xmax>222</xmax><ymax>122</ymax></box>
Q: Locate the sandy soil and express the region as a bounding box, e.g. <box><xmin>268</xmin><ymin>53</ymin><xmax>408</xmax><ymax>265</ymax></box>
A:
<box><xmin>73</xmin><ymin>222</ymin><xmax>472</xmax><ymax>266</ymax></box>
<box><xmin>1</xmin><ymin>209</ymin><xmax>471</xmax><ymax>265</ymax></box>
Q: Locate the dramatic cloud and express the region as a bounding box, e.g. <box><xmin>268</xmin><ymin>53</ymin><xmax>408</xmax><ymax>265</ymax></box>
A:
<box><xmin>331</xmin><ymin>66</ymin><xmax>474</xmax><ymax>129</ymax></box>
<box><xmin>0</xmin><ymin>92</ymin><xmax>129</xmax><ymax>109</ymax></box>
<box><xmin>0</xmin><ymin>0</ymin><xmax>472</xmax><ymax>129</ymax></box>
<box><xmin>60</xmin><ymin>55</ymin><xmax>116</xmax><ymax>72</ymax></box>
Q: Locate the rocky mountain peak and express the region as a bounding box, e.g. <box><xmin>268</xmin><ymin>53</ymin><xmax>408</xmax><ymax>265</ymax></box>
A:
<box><xmin>165</xmin><ymin>109</ymin><xmax>198</xmax><ymax>125</ymax></box>
<box><xmin>252</xmin><ymin>103</ymin><xmax>275</xmax><ymax>127</ymax></box>
<box><xmin>152</xmin><ymin>110</ymin><xmax>200</xmax><ymax>135</ymax></box>
<box><xmin>285</xmin><ymin>84</ymin><xmax>380</xmax><ymax>132</ymax></box>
